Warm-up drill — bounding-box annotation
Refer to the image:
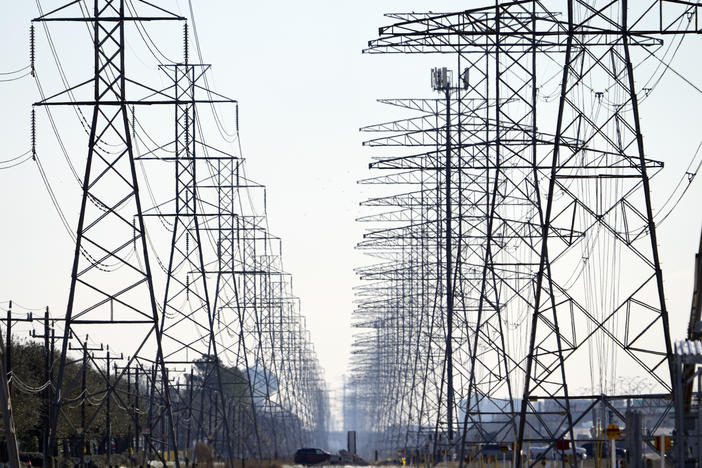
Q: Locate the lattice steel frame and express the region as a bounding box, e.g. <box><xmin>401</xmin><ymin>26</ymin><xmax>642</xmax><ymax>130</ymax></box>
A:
<box><xmin>354</xmin><ymin>1</ymin><xmax>702</xmax><ymax>465</ymax></box>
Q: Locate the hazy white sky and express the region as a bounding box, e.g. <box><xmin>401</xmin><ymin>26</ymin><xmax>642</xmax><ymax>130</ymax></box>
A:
<box><xmin>2</xmin><ymin>0</ymin><xmax>702</xmax><ymax>401</ymax></box>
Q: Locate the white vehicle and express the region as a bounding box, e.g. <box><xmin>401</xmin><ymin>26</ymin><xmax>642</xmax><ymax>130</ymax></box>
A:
<box><xmin>529</xmin><ymin>446</ymin><xmax>554</xmax><ymax>460</ymax></box>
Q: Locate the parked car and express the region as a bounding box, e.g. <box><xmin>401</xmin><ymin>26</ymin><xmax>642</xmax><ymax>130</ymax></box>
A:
<box><xmin>478</xmin><ymin>444</ymin><xmax>513</xmax><ymax>459</ymax></box>
<box><xmin>529</xmin><ymin>446</ymin><xmax>553</xmax><ymax>460</ymax></box>
<box><xmin>580</xmin><ymin>441</ymin><xmax>626</xmax><ymax>459</ymax></box>
<box><xmin>529</xmin><ymin>446</ymin><xmax>587</xmax><ymax>460</ymax></box>
<box><xmin>575</xmin><ymin>447</ymin><xmax>587</xmax><ymax>460</ymax></box>
<box><xmin>294</xmin><ymin>448</ymin><xmax>336</xmax><ymax>465</ymax></box>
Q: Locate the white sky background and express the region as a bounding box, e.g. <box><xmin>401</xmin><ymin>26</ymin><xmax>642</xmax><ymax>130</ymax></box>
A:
<box><xmin>2</xmin><ymin>0</ymin><xmax>702</xmax><ymax>408</ymax></box>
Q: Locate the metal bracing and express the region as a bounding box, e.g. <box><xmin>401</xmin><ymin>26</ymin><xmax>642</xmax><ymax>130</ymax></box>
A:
<box><xmin>33</xmin><ymin>1</ymin><xmax>185</xmax><ymax>463</ymax></box>
<box><xmin>30</xmin><ymin>1</ymin><xmax>329</xmax><ymax>463</ymax></box>
<box><xmin>150</xmin><ymin>61</ymin><xmax>237</xmax><ymax>460</ymax></box>
<box><xmin>153</xmin><ymin>84</ymin><xmax>329</xmax><ymax>458</ymax></box>
<box><xmin>352</xmin><ymin>1</ymin><xmax>702</xmax><ymax>465</ymax></box>
<box><xmin>203</xmin><ymin>146</ymin><xmax>329</xmax><ymax>457</ymax></box>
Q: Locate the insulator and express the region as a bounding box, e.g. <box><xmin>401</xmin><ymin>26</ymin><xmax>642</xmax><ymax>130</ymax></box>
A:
<box><xmin>184</xmin><ymin>23</ymin><xmax>189</xmax><ymax>64</ymax></box>
<box><xmin>30</xmin><ymin>24</ymin><xmax>35</xmax><ymax>78</ymax></box>
<box><xmin>235</xmin><ymin>104</ymin><xmax>239</xmax><ymax>133</ymax></box>
<box><xmin>131</xmin><ymin>105</ymin><xmax>136</xmax><ymax>139</ymax></box>
<box><xmin>31</xmin><ymin>108</ymin><xmax>36</xmax><ymax>161</ymax></box>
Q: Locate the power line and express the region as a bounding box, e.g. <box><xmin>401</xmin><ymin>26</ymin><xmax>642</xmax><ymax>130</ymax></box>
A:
<box><xmin>0</xmin><ymin>150</ymin><xmax>32</xmax><ymax>166</ymax></box>
<box><xmin>0</xmin><ymin>72</ymin><xmax>31</xmax><ymax>83</ymax></box>
<box><xmin>0</xmin><ymin>65</ymin><xmax>30</xmax><ymax>75</ymax></box>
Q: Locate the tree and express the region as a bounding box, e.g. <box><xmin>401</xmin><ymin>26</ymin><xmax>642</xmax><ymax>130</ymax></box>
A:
<box><xmin>189</xmin><ymin>355</ymin><xmax>250</xmax><ymax>404</ymax></box>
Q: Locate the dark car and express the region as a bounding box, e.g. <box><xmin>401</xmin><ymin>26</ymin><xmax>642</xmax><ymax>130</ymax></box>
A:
<box><xmin>478</xmin><ymin>444</ymin><xmax>513</xmax><ymax>459</ymax></box>
<box><xmin>580</xmin><ymin>441</ymin><xmax>626</xmax><ymax>459</ymax></box>
<box><xmin>294</xmin><ymin>448</ymin><xmax>334</xmax><ymax>465</ymax></box>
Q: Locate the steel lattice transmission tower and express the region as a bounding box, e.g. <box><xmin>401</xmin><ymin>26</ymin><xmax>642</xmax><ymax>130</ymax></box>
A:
<box><xmin>353</xmin><ymin>1</ymin><xmax>702</xmax><ymax>465</ymax></box>
<box><xmin>153</xmin><ymin>62</ymin><xmax>236</xmax><ymax>459</ymax></box>
<box><xmin>32</xmin><ymin>1</ymin><xmax>187</xmax><ymax>462</ymax></box>
<box><xmin>29</xmin><ymin>1</ymin><xmax>330</xmax><ymax>463</ymax></box>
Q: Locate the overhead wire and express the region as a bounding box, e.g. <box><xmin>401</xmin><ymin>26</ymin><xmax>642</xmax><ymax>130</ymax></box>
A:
<box><xmin>655</xmin><ymin>140</ymin><xmax>702</xmax><ymax>225</ymax></box>
<box><xmin>0</xmin><ymin>65</ymin><xmax>31</xmax><ymax>75</ymax></box>
<box><xmin>126</xmin><ymin>0</ymin><xmax>179</xmax><ymax>64</ymax></box>
<box><xmin>34</xmin><ymin>153</ymin><xmax>76</xmax><ymax>244</ymax></box>
<box><xmin>18</xmin><ymin>0</ymin><xmax>336</xmax><ymax>442</ymax></box>
<box><xmin>186</xmin><ymin>0</ymin><xmax>237</xmax><ymax>143</ymax></box>
<box><xmin>33</xmin><ymin>72</ymin><xmax>81</xmax><ymax>184</ymax></box>
<box><xmin>177</xmin><ymin>3</ymin><xmax>273</xmax><ymax>330</ymax></box>
<box><xmin>31</xmin><ymin>1</ymin><xmax>145</xmax><ymax>271</ymax></box>
<box><xmin>34</xmin><ymin>0</ymin><xmax>94</xmax><ymax>139</ymax></box>
<box><xmin>0</xmin><ymin>150</ymin><xmax>33</xmax><ymax>169</ymax></box>
<box><xmin>0</xmin><ymin>72</ymin><xmax>31</xmax><ymax>83</ymax></box>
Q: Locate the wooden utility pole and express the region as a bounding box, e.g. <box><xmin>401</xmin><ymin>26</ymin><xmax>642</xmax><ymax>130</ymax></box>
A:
<box><xmin>0</xmin><ymin>301</ymin><xmax>21</xmax><ymax>468</ymax></box>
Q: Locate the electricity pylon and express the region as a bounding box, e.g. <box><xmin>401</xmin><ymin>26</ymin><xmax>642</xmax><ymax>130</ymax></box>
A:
<box><xmin>354</xmin><ymin>2</ymin><xmax>702</xmax><ymax>466</ymax></box>
<box><xmin>32</xmin><ymin>1</ymin><xmax>184</xmax><ymax>463</ymax></box>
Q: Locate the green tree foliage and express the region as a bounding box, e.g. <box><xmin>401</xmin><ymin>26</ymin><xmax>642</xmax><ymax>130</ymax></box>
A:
<box><xmin>6</xmin><ymin>341</ymin><xmax>254</xmax><ymax>455</ymax></box>
<box><xmin>8</xmin><ymin>339</ymin><xmax>44</xmax><ymax>451</ymax></box>
<box><xmin>7</xmin><ymin>338</ymin><xmax>134</xmax><ymax>451</ymax></box>
<box><xmin>189</xmin><ymin>355</ymin><xmax>250</xmax><ymax>404</ymax></box>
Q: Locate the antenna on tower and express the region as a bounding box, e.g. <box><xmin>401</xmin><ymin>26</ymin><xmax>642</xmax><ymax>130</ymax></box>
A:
<box><xmin>430</xmin><ymin>67</ymin><xmax>452</xmax><ymax>91</ymax></box>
